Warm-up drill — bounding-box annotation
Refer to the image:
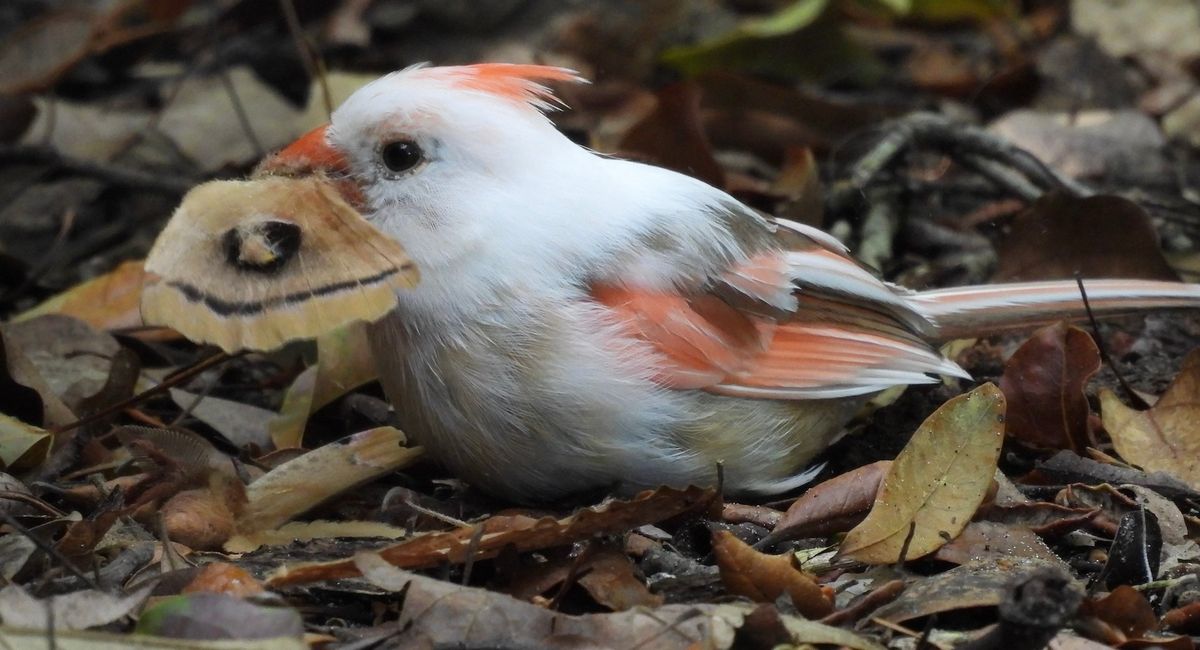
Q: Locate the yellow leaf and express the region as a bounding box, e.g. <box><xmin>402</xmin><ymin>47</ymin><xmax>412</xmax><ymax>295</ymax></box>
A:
<box><xmin>1102</xmin><ymin>350</ymin><xmax>1200</xmax><ymax>490</ymax></box>
<box><xmin>14</xmin><ymin>260</ymin><xmax>145</xmax><ymax>331</ymax></box>
<box><xmin>839</xmin><ymin>383</ymin><xmax>1006</xmax><ymax>564</ymax></box>
<box><xmin>0</xmin><ymin>413</ymin><xmax>50</xmax><ymax>470</ymax></box>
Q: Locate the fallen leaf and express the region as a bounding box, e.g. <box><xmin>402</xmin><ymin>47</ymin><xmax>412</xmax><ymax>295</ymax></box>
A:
<box><xmin>576</xmin><ymin>546</ymin><xmax>663</xmax><ymax>610</ymax></box>
<box><xmin>872</xmin><ymin>558</ymin><xmax>1064</xmax><ymax>623</ymax></box>
<box><xmin>1071</xmin><ymin>0</ymin><xmax>1200</xmax><ymax>62</ymax></box>
<box><xmin>2</xmin><ymin>314</ymin><xmax>123</xmax><ymax>415</ymax></box>
<box><xmin>1102</xmin><ymin>350</ymin><xmax>1200</xmax><ymax>490</ymax></box>
<box><xmin>713</xmin><ymin>530</ymin><xmax>833</xmax><ymax>618</ymax></box>
<box><xmin>1082</xmin><ymin>586</ymin><xmax>1158</xmax><ymax>639</ymax></box>
<box><xmin>764</xmin><ymin>461</ymin><xmax>890</xmax><ymax>545</ymax></box>
<box><xmin>237</xmin><ymin>426</ymin><xmax>422</xmax><ymax>534</ymax></box>
<box><xmin>0</xmin><ymin>583</ymin><xmax>152</xmax><ymax>631</ymax></box>
<box><xmin>15</xmin><ymin>260</ymin><xmax>147</xmax><ymax>332</ymax></box>
<box><xmin>994</xmin><ymin>192</ymin><xmax>1178</xmax><ymax>282</ymax></box>
<box><xmin>136</xmin><ymin>593</ymin><xmax>303</xmax><ymax>641</ymax></box>
<box><xmin>0</xmin><ymin>9</ymin><xmax>97</xmax><ymax>95</ymax></box>
<box><xmin>840</xmin><ymin>383</ymin><xmax>1007</xmax><ymax>564</ymax></box>
<box><xmin>0</xmin><ymin>627</ymin><xmax>305</xmax><ymax>649</ymax></box>
<box><xmin>999</xmin><ymin>323</ymin><xmax>1100</xmax><ymax>452</ymax></box>
<box><xmin>224</xmin><ymin>520</ymin><xmax>407</xmax><ymax>553</ymax></box>
<box><xmin>170</xmin><ymin>389</ymin><xmax>274</xmax><ymax>450</ymax></box>
<box><xmin>266</xmin><ymin>485</ymin><xmax>717</xmax><ymax>586</ymax></box>
<box><xmin>977</xmin><ymin>502</ymin><xmax>1101</xmax><ymax>537</ymax></box>
<box><xmin>353</xmin><ymin>552</ymin><xmax>880</xmax><ymax>649</ymax></box>
<box><xmin>0</xmin><ymin>413</ymin><xmax>50</xmax><ymax>470</ymax></box>
<box><xmin>931</xmin><ymin>521</ymin><xmax>1064</xmax><ymax>565</ymax></box>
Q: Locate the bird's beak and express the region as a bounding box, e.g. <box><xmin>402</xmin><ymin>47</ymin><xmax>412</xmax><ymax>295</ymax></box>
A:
<box><xmin>256</xmin><ymin>124</ymin><xmax>363</xmax><ymax>207</ymax></box>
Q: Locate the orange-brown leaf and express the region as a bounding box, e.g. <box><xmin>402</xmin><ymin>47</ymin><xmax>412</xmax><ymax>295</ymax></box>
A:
<box><xmin>999</xmin><ymin>322</ymin><xmax>1100</xmax><ymax>451</ymax></box>
<box><xmin>766</xmin><ymin>461</ymin><xmax>890</xmax><ymax>545</ymax></box>
<box><xmin>712</xmin><ymin>530</ymin><xmax>833</xmax><ymax>619</ymax></box>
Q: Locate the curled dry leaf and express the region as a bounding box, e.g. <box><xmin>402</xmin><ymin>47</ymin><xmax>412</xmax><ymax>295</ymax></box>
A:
<box><xmin>1102</xmin><ymin>349</ymin><xmax>1200</xmax><ymax>490</ymax></box>
<box><xmin>236</xmin><ymin>426</ymin><xmax>422</xmax><ymax>534</ymax></box>
<box><xmin>839</xmin><ymin>383</ymin><xmax>1006</xmax><ymax>565</ymax></box>
<box><xmin>15</xmin><ymin>260</ymin><xmax>150</xmax><ymax>333</ymax></box>
<box><xmin>999</xmin><ymin>322</ymin><xmax>1100</xmax><ymax>452</ymax></box>
<box><xmin>266</xmin><ymin>485</ymin><xmax>717</xmax><ymax>586</ymax></box>
<box><xmin>182</xmin><ymin>562</ymin><xmax>265</xmax><ymax>598</ymax></box>
<box><xmin>764</xmin><ymin>460</ymin><xmax>890</xmax><ymax>546</ymax></box>
<box><xmin>0</xmin><ymin>583</ymin><xmax>152</xmax><ymax>631</ymax></box>
<box><xmin>712</xmin><ymin>529</ymin><xmax>833</xmax><ymax>618</ymax></box>
<box><xmin>0</xmin><ymin>413</ymin><xmax>50</xmax><ymax>470</ymax></box>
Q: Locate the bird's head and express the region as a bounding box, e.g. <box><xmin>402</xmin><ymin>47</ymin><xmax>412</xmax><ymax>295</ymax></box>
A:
<box><xmin>259</xmin><ymin>64</ymin><xmax>590</xmax><ymax>272</ymax></box>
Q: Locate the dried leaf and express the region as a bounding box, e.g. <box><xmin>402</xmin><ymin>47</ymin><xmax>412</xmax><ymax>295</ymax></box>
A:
<box><xmin>237</xmin><ymin>427</ymin><xmax>422</xmax><ymax>534</ymax></box>
<box><xmin>1083</xmin><ymin>586</ymin><xmax>1158</xmax><ymax>639</ymax></box>
<box><xmin>713</xmin><ymin>530</ymin><xmax>833</xmax><ymax>618</ymax></box>
<box><xmin>0</xmin><ymin>627</ymin><xmax>305</xmax><ymax>649</ymax></box>
<box><xmin>353</xmin><ymin>552</ymin><xmax>881</xmax><ymax>650</ymax></box>
<box><xmin>136</xmin><ymin>593</ymin><xmax>303</xmax><ymax>641</ymax></box>
<box><xmin>15</xmin><ymin>260</ymin><xmax>148</xmax><ymax>332</ymax></box>
<box><xmin>182</xmin><ymin>563</ymin><xmax>265</xmax><ymax>598</ymax></box>
<box><xmin>0</xmin><ymin>413</ymin><xmax>50</xmax><ymax>470</ymax></box>
<box><xmin>619</xmin><ymin>82</ymin><xmax>724</xmax><ymax>187</ymax></box>
<box><xmin>576</xmin><ymin>547</ymin><xmax>663</xmax><ymax>610</ymax></box>
<box><xmin>873</xmin><ymin>558</ymin><xmax>1062</xmax><ymax>623</ymax></box>
<box><xmin>0</xmin><ymin>583</ymin><xmax>152</xmax><ymax>631</ymax></box>
<box><xmin>266</xmin><ymin>485</ymin><xmax>717</xmax><ymax>586</ymax></box>
<box><xmin>995</xmin><ymin>193</ymin><xmax>1178</xmax><ymax>282</ymax></box>
<box><xmin>1103</xmin><ymin>350</ymin><xmax>1200</xmax><ymax>490</ymax></box>
<box><xmin>170</xmin><ymin>389</ymin><xmax>274</xmax><ymax>450</ymax></box>
<box><xmin>931</xmin><ymin>521</ymin><xmax>1064</xmax><ymax>565</ymax></box>
<box><xmin>224</xmin><ymin>520</ymin><xmax>407</xmax><ymax>554</ymax></box>
<box><xmin>766</xmin><ymin>461</ymin><xmax>890</xmax><ymax>544</ymax></box>
<box><xmin>840</xmin><ymin>384</ymin><xmax>1006</xmax><ymax>564</ymax></box>
<box><xmin>999</xmin><ymin>323</ymin><xmax>1100</xmax><ymax>451</ymax></box>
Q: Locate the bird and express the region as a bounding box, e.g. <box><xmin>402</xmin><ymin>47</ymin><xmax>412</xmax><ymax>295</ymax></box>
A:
<box><xmin>249</xmin><ymin>63</ymin><xmax>1200</xmax><ymax>503</ymax></box>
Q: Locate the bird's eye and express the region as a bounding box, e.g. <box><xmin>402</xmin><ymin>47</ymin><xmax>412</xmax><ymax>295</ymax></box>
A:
<box><xmin>380</xmin><ymin>140</ymin><xmax>423</xmax><ymax>175</ymax></box>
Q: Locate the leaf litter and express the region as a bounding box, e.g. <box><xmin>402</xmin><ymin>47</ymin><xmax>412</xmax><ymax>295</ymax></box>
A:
<box><xmin>1</xmin><ymin>1</ymin><xmax>1200</xmax><ymax>648</ymax></box>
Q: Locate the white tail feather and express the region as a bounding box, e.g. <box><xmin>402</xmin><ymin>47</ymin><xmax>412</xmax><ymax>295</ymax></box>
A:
<box><xmin>909</xmin><ymin>279</ymin><xmax>1200</xmax><ymax>341</ymax></box>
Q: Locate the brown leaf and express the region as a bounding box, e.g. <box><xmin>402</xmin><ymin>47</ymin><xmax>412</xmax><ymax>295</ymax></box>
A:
<box><xmin>182</xmin><ymin>562</ymin><xmax>265</xmax><ymax>598</ymax></box>
<box><xmin>15</xmin><ymin>260</ymin><xmax>147</xmax><ymax>332</ymax></box>
<box><xmin>577</xmin><ymin>547</ymin><xmax>663</xmax><ymax>610</ymax></box>
<box><xmin>999</xmin><ymin>323</ymin><xmax>1100</xmax><ymax>451</ymax></box>
<box><xmin>978</xmin><ymin>502</ymin><xmax>1101</xmax><ymax>537</ymax></box>
<box><xmin>765</xmin><ymin>461</ymin><xmax>890</xmax><ymax>545</ymax></box>
<box><xmin>618</xmin><ymin>82</ymin><xmax>724</xmax><ymax>187</ymax></box>
<box><xmin>840</xmin><ymin>384</ymin><xmax>1007</xmax><ymax>564</ymax></box>
<box><xmin>699</xmin><ymin>530</ymin><xmax>832</xmax><ymax>618</ymax></box>
<box><xmin>1082</xmin><ymin>586</ymin><xmax>1158</xmax><ymax>639</ymax></box>
<box><xmin>995</xmin><ymin>192</ymin><xmax>1178</xmax><ymax>282</ymax></box>
<box><xmin>931</xmin><ymin>521</ymin><xmax>1063</xmax><ymax>565</ymax></box>
<box><xmin>873</xmin><ymin>558</ymin><xmax>1059</xmax><ymax>623</ymax></box>
<box><xmin>1102</xmin><ymin>350</ymin><xmax>1200</xmax><ymax>490</ymax></box>
<box><xmin>266</xmin><ymin>485</ymin><xmax>717</xmax><ymax>587</ymax></box>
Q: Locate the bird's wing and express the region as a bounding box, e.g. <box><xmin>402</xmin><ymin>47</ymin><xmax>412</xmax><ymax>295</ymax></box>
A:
<box><xmin>591</xmin><ymin>219</ymin><xmax>967</xmax><ymax>399</ymax></box>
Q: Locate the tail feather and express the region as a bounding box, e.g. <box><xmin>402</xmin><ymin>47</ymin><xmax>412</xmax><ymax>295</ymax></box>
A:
<box><xmin>910</xmin><ymin>279</ymin><xmax>1200</xmax><ymax>341</ymax></box>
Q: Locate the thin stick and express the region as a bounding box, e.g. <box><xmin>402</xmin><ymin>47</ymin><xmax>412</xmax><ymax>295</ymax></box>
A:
<box><xmin>52</xmin><ymin>352</ymin><xmax>236</xmax><ymax>436</ymax></box>
<box><xmin>1075</xmin><ymin>276</ymin><xmax>1151</xmax><ymax>410</ymax></box>
<box><xmin>0</xmin><ymin>513</ymin><xmax>100</xmax><ymax>591</ymax></box>
<box><xmin>277</xmin><ymin>0</ymin><xmax>333</xmax><ymax>118</ymax></box>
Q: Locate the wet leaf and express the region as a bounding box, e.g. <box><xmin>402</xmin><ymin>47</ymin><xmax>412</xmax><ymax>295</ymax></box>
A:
<box><xmin>266</xmin><ymin>485</ymin><xmax>717</xmax><ymax>586</ymax></box>
<box><xmin>994</xmin><ymin>192</ymin><xmax>1178</xmax><ymax>282</ymax></box>
<box><xmin>999</xmin><ymin>323</ymin><xmax>1100</xmax><ymax>451</ymax></box>
<box><xmin>1103</xmin><ymin>350</ymin><xmax>1200</xmax><ymax>490</ymax></box>
<box><xmin>840</xmin><ymin>383</ymin><xmax>1007</xmax><ymax>564</ymax></box>
<box><xmin>713</xmin><ymin>530</ymin><xmax>833</xmax><ymax>618</ymax></box>
<box><xmin>765</xmin><ymin>460</ymin><xmax>890</xmax><ymax>545</ymax></box>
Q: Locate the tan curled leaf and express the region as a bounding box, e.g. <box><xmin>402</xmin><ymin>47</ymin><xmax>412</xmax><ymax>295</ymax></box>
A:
<box><xmin>236</xmin><ymin>427</ymin><xmax>422</xmax><ymax>534</ymax></box>
<box><xmin>15</xmin><ymin>260</ymin><xmax>148</xmax><ymax>332</ymax></box>
<box><xmin>0</xmin><ymin>413</ymin><xmax>50</xmax><ymax>470</ymax></box>
<box><xmin>712</xmin><ymin>530</ymin><xmax>833</xmax><ymax>618</ymax></box>
<box><xmin>839</xmin><ymin>383</ymin><xmax>1006</xmax><ymax>564</ymax></box>
<box><xmin>999</xmin><ymin>323</ymin><xmax>1100</xmax><ymax>452</ymax></box>
<box><xmin>1103</xmin><ymin>350</ymin><xmax>1200</xmax><ymax>490</ymax></box>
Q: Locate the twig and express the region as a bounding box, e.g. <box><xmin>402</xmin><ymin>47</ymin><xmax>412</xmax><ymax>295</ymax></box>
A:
<box><xmin>52</xmin><ymin>352</ymin><xmax>236</xmax><ymax>436</ymax></box>
<box><xmin>0</xmin><ymin>145</ymin><xmax>194</xmax><ymax>194</ymax></box>
<box><xmin>1075</xmin><ymin>276</ymin><xmax>1151</xmax><ymax>410</ymax></box>
<box><xmin>547</xmin><ymin>541</ymin><xmax>596</xmax><ymax>611</ymax></box>
<box><xmin>0</xmin><ymin>491</ymin><xmax>67</xmax><ymax>518</ymax></box>
<box><xmin>217</xmin><ymin>66</ymin><xmax>264</xmax><ymax>159</ymax></box>
<box><xmin>821</xmin><ymin>579</ymin><xmax>905</xmax><ymax>626</ymax></box>
<box><xmin>459</xmin><ymin>523</ymin><xmax>486</xmax><ymax>587</ymax></box>
<box><xmin>278</xmin><ymin>0</ymin><xmax>333</xmax><ymax>119</ymax></box>
<box><xmin>0</xmin><ymin>513</ymin><xmax>101</xmax><ymax>591</ymax></box>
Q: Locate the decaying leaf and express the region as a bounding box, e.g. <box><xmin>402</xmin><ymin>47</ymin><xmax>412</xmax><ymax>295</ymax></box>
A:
<box><xmin>354</xmin><ymin>552</ymin><xmax>881</xmax><ymax>650</ymax></box>
<box><xmin>1103</xmin><ymin>350</ymin><xmax>1200</xmax><ymax>490</ymax></box>
<box><xmin>763</xmin><ymin>460</ymin><xmax>890</xmax><ymax>545</ymax></box>
<box><xmin>712</xmin><ymin>530</ymin><xmax>833</xmax><ymax>618</ymax></box>
<box><xmin>266</xmin><ymin>485</ymin><xmax>717</xmax><ymax>586</ymax></box>
<box><xmin>999</xmin><ymin>323</ymin><xmax>1100</xmax><ymax>451</ymax></box>
<box><xmin>839</xmin><ymin>384</ymin><xmax>1007</xmax><ymax>564</ymax></box>
<box><xmin>237</xmin><ymin>426</ymin><xmax>422</xmax><ymax>534</ymax></box>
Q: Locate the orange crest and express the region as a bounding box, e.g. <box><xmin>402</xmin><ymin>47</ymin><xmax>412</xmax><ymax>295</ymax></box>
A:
<box><xmin>412</xmin><ymin>63</ymin><xmax>585</xmax><ymax>110</ymax></box>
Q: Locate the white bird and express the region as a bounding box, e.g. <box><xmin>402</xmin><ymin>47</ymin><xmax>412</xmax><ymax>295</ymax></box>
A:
<box><xmin>256</xmin><ymin>63</ymin><xmax>1200</xmax><ymax>502</ymax></box>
